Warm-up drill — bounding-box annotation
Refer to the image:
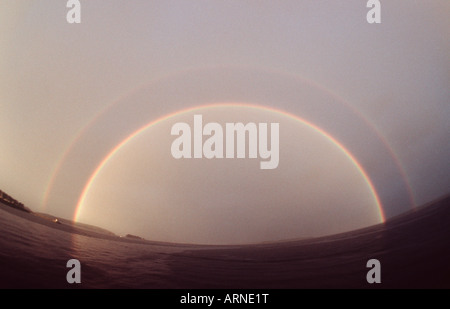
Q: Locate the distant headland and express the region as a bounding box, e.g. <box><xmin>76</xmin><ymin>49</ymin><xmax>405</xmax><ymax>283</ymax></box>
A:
<box><xmin>0</xmin><ymin>190</ymin><xmax>31</xmax><ymax>213</ymax></box>
<box><xmin>0</xmin><ymin>188</ymin><xmax>196</xmax><ymax>248</ymax></box>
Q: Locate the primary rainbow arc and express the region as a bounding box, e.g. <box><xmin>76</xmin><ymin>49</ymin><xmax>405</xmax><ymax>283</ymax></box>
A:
<box><xmin>74</xmin><ymin>103</ymin><xmax>386</xmax><ymax>223</ymax></box>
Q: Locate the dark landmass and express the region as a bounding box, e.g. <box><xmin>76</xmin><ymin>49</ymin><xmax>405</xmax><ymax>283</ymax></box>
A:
<box><xmin>0</xmin><ymin>190</ymin><xmax>31</xmax><ymax>213</ymax></box>
<box><xmin>0</xmin><ymin>199</ymin><xmax>207</xmax><ymax>249</ymax></box>
<box><xmin>34</xmin><ymin>212</ymin><xmax>117</xmax><ymax>237</ymax></box>
<box><xmin>125</xmin><ymin>234</ymin><xmax>144</xmax><ymax>240</ymax></box>
<box><xmin>0</xmin><ymin>188</ymin><xmax>120</xmax><ymax>241</ymax></box>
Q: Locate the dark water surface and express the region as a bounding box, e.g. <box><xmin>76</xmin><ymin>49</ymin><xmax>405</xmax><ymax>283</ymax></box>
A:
<box><xmin>0</xmin><ymin>196</ymin><xmax>449</xmax><ymax>289</ymax></box>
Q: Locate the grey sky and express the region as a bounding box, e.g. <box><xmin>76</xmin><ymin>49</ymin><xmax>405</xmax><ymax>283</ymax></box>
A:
<box><xmin>0</xmin><ymin>1</ymin><xmax>448</xmax><ymax>244</ymax></box>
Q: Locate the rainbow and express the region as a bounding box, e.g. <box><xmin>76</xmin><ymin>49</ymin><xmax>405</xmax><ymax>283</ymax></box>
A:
<box><xmin>73</xmin><ymin>102</ymin><xmax>386</xmax><ymax>223</ymax></box>
<box><xmin>42</xmin><ymin>67</ymin><xmax>415</xmax><ymax>214</ymax></box>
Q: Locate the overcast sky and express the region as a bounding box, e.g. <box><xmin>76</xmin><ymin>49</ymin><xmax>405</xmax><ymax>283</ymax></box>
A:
<box><xmin>0</xmin><ymin>1</ymin><xmax>449</xmax><ymax>244</ymax></box>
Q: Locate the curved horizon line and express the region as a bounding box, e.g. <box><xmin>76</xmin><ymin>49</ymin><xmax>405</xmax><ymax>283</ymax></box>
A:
<box><xmin>73</xmin><ymin>102</ymin><xmax>386</xmax><ymax>224</ymax></box>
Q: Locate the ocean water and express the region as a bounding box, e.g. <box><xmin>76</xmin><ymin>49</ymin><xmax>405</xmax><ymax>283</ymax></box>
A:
<box><xmin>0</xmin><ymin>196</ymin><xmax>449</xmax><ymax>289</ymax></box>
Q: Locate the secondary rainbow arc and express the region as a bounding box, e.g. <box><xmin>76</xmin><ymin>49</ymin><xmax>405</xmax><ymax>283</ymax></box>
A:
<box><xmin>42</xmin><ymin>68</ymin><xmax>416</xmax><ymax>215</ymax></box>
